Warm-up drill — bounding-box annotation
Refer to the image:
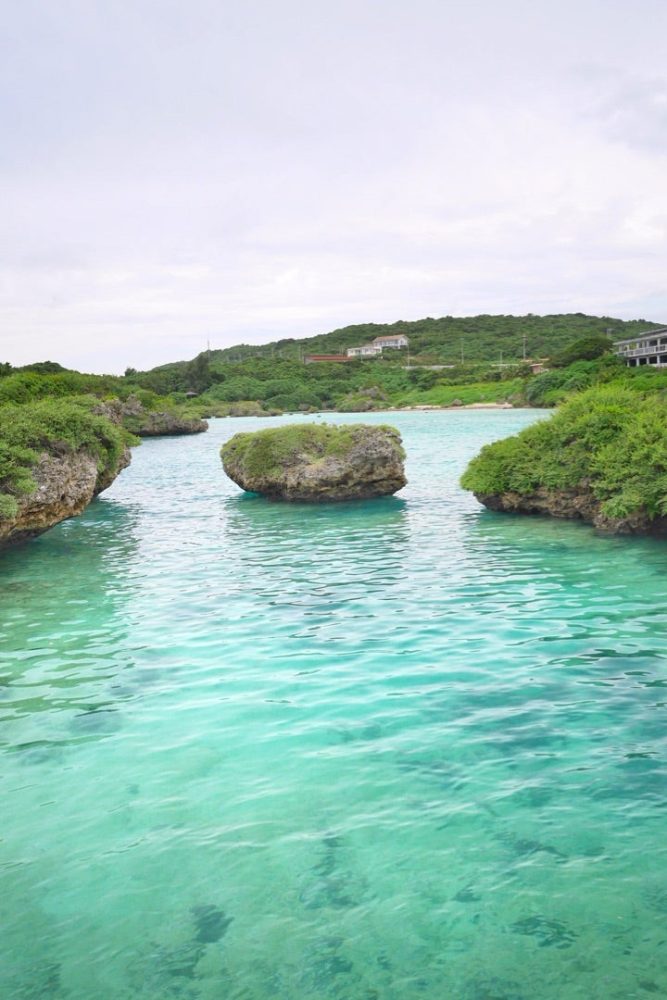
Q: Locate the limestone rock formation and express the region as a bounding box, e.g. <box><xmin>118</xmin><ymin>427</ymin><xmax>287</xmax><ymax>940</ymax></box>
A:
<box><xmin>98</xmin><ymin>396</ymin><xmax>208</xmax><ymax>436</ymax></box>
<box><xmin>475</xmin><ymin>487</ymin><xmax>667</xmax><ymax>535</ymax></box>
<box><xmin>0</xmin><ymin>445</ymin><xmax>131</xmax><ymax>547</ymax></box>
<box><xmin>221</xmin><ymin>423</ymin><xmax>406</xmax><ymax>501</ymax></box>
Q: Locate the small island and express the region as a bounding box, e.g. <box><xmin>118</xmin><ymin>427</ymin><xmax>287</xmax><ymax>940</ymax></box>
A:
<box><xmin>0</xmin><ymin>397</ymin><xmax>134</xmax><ymax>547</ymax></box>
<box><xmin>221</xmin><ymin>422</ymin><xmax>406</xmax><ymax>501</ymax></box>
<box><xmin>99</xmin><ymin>395</ymin><xmax>208</xmax><ymax>437</ymax></box>
<box><xmin>461</xmin><ymin>386</ymin><xmax>667</xmax><ymax>535</ymax></box>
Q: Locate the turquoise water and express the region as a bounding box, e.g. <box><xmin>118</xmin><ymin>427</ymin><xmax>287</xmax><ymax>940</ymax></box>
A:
<box><xmin>2</xmin><ymin>409</ymin><xmax>667</xmax><ymax>999</ymax></box>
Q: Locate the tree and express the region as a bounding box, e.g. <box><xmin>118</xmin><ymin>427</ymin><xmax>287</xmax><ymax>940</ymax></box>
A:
<box><xmin>552</xmin><ymin>335</ymin><xmax>613</xmax><ymax>368</ymax></box>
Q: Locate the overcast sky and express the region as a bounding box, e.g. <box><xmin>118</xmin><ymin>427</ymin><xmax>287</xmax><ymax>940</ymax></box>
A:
<box><xmin>2</xmin><ymin>0</ymin><xmax>667</xmax><ymax>373</ymax></box>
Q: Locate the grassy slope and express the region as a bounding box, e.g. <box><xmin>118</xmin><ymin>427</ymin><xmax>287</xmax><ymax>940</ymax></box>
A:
<box><xmin>143</xmin><ymin>313</ymin><xmax>663</xmax><ymax>376</ymax></box>
<box><xmin>391</xmin><ymin>379</ymin><xmax>525</xmax><ymax>408</ymax></box>
<box><xmin>199</xmin><ymin>313</ymin><xmax>660</xmax><ymax>364</ymax></box>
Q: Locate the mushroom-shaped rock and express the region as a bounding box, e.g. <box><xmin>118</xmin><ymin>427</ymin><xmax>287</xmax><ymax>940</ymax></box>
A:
<box><xmin>221</xmin><ymin>423</ymin><xmax>406</xmax><ymax>501</ymax></box>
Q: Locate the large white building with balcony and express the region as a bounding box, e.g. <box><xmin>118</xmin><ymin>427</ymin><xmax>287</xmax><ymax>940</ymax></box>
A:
<box><xmin>614</xmin><ymin>329</ymin><xmax>667</xmax><ymax>367</ymax></box>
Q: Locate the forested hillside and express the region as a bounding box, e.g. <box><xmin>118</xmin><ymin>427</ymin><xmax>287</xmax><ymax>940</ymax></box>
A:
<box><xmin>164</xmin><ymin>312</ymin><xmax>656</xmax><ymax>366</ymax></box>
<box><xmin>2</xmin><ymin>314</ymin><xmax>666</xmax><ymax>419</ymax></box>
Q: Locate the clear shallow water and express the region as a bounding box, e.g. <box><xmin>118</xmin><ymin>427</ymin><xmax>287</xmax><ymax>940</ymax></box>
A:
<box><xmin>2</xmin><ymin>409</ymin><xmax>667</xmax><ymax>999</ymax></box>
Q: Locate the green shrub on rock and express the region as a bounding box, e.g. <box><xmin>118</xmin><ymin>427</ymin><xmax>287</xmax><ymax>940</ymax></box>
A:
<box><xmin>0</xmin><ymin>396</ymin><xmax>135</xmax><ymax>521</ymax></box>
<box><xmin>221</xmin><ymin>422</ymin><xmax>406</xmax><ymax>501</ymax></box>
<box><xmin>460</xmin><ymin>386</ymin><xmax>667</xmax><ymax>531</ymax></box>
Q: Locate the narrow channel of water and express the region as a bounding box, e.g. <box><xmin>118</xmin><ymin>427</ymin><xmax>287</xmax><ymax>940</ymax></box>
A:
<box><xmin>2</xmin><ymin>410</ymin><xmax>666</xmax><ymax>999</ymax></box>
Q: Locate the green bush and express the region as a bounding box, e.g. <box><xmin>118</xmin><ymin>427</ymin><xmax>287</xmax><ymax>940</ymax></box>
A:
<box><xmin>461</xmin><ymin>386</ymin><xmax>667</xmax><ymax>520</ymax></box>
<box><xmin>0</xmin><ymin>397</ymin><xmax>135</xmax><ymax>520</ymax></box>
<box><xmin>221</xmin><ymin>422</ymin><xmax>404</xmax><ymax>480</ymax></box>
<box><xmin>552</xmin><ymin>334</ymin><xmax>613</xmax><ymax>367</ymax></box>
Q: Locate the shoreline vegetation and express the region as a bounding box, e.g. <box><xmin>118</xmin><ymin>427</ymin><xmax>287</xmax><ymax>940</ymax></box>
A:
<box><xmin>460</xmin><ymin>386</ymin><xmax>667</xmax><ymax>535</ymax></box>
<box><xmin>2</xmin><ymin>311</ymin><xmax>667</xmax><ymax>542</ymax></box>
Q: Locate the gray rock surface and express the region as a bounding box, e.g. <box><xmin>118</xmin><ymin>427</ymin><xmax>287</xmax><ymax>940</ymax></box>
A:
<box><xmin>222</xmin><ymin>423</ymin><xmax>406</xmax><ymax>501</ymax></box>
<box><xmin>0</xmin><ymin>445</ymin><xmax>131</xmax><ymax>547</ymax></box>
<box><xmin>476</xmin><ymin>486</ymin><xmax>667</xmax><ymax>535</ymax></box>
<box><xmin>99</xmin><ymin>396</ymin><xmax>208</xmax><ymax>436</ymax></box>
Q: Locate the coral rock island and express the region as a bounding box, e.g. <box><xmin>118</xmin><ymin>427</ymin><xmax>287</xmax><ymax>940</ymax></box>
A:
<box><xmin>0</xmin><ymin>398</ymin><xmax>133</xmax><ymax>547</ymax></box>
<box><xmin>221</xmin><ymin>422</ymin><xmax>407</xmax><ymax>501</ymax></box>
<box><xmin>97</xmin><ymin>395</ymin><xmax>208</xmax><ymax>436</ymax></box>
<box><xmin>461</xmin><ymin>386</ymin><xmax>667</xmax><ymax>535</ymax></box>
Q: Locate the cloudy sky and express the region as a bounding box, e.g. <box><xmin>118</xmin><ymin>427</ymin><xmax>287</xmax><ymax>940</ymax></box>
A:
<box><xmin>2</xmin><ymin>0</ymin><xmax>667</xmax><ymax>373</ymax></box>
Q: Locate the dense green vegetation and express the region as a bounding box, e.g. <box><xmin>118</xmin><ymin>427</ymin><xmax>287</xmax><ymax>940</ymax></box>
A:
<box><xmin>461</xmin><ymin>386</ymin><xmax>667</xmax><ymax>521</ymax></box>
<box><xmin>140</xmin><ymin>313</ymin><xmax>654</xmax><ymax>374</ymax></box>
<box><xmin>186</xmin><ymin>352</ymin><xmax>667</xmax><ymax>414</ymax></box>
<box><xmin>0</xmin><ymin>368</ymin><xmax>181</xmax><ymax>411</ymax></box>
<box><xmin>108</xmin><ymin>312</ymin><xmax>663</xmax><ymax>415</ymax></box>
<box><xmin>2</xmin><ymin>316</ymin><xmax>667</xmax><ymax>422</ymax></box>
<box><xmin>128</xmin><ymin>313</ymin><xmax>658</xmax><ymax>396</ymax></box>
<box><xmin>523</xmin><ymin>356</ymin><xmax>667</xmax><ymax>406</ymax></box>
<box><xmin>0</xmin><ymin>397</ymin><xmax>135</xmax><ymax>519</ymax></box>
<box><xmin>221</xmin><ymin>423</ymin><xmax>403</xmax><ymax>480</ymax></box>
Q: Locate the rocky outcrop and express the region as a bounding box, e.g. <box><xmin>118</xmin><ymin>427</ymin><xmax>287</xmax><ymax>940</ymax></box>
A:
<box><xmin>337</xmin><ymin>387</ymin><xmax>388</xmax><ymax>412</ymax></box>
<box><xmin>476</xmin><ymin>486</ymin><xmax>667</xmax><ymax>535</ymax></box>
<box><xmin>0</xmin><ymin>445</ymin><xmax>131</xmax><ymax>547</ymax></box>
<box><xmin>98</xmin><ymin>396</ymin><xmax>208</xmax><ymax>436</ymax></box>
<box><xmin>129</xmin><ymin>409</ymin><xmax>208</xmax><ymax>437</ymax></box>
<box><xmin>221</xmin><ymin>423</ymin><xmax>407</xmax><ymax>501</ymax></box>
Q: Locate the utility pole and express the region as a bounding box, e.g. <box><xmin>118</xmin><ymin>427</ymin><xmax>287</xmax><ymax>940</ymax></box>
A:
<box><xmin>522</xmin><ymin>333</ymin><xmax>527</xmax><ymax>361</ymax></box>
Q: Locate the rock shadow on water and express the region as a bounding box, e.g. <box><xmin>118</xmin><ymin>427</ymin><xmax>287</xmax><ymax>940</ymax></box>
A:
<box><xmin>126</xmin><ymin>903</ymin><xmax>232</xmax><ymax>995</ymax></box>
<box><xmin>3</xmin><ymin>960</ymin><xmax>63</xmax><ymax>999</ymax></box>
<box><xmin>11</xmin><ymin>739</ymin><xmax>67</xmax><ymax>766</ymax></box>
<box><xmin>461</xmin><ymin>974</ymin><xmax>527</xmax><ymax>1000</ymax></box>
<box><xmin>454</xmin><ymin>885</ymin><xmax>482</xmax><ymax>903</ymax></box>
<box><xmin>299</xmin><ymin>936</ymin><xmax>357</xmax><ymax>998</ymax></box>
<box><xmin>396</xmin><ymin>751</ymin><xmax>468</xmax><ymax>795</ymax></box>
<box><xmin>69</xmin><ymin>706</ymin><xmax>123</xmax><ymax>737</ymax></box>
<box><xmin>590</xmin><ymin>756</ymin><xmax>667</xmax><ymax>805</ymax></box>
<box><xmin>128</xmin><ymin>940</ymin><xmax>205</xmax><ymax>997</ymax></box>
<box><xmin>642</xmin><ymin>880</ymin><xmax>667</xmax><ymax>914</ymax></box>
<box><xmin>497</xmin><ymin>830</ymin><xmax>567</xmax><ymax>863</ymax></box>
<box><xmin>190</xmin><ymin>904</ymin><xmax>233</xmax><ymax>943</ymax></box>
<box><xmin>511</xmin><ymin>914</ymin><xmax>577</xmax><ymax>949</ymax></box>
<box><xmin>299</xmin><ymin>832</ymin><xmax>361</xmax><ymax>911</ymax></box>
<box><xmin>224</xmin><ymin>492</ymin><xmax>409</xmax><ymax>539</ymax></box>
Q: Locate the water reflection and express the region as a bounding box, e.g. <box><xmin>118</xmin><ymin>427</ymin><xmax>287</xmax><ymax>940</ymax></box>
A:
<box><xmin>223</xmin><ymin>491</ymin><xmax>408</xmax><ymax>535</ymax></box>
<box><xmin>0</xmin><ymin>498</ymin><xmax>141</xmax><ymax>751</ymax></box>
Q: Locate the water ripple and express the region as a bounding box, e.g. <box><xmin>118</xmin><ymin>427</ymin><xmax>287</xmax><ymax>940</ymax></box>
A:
<box><xmin>1</xmin><ymin>410</ymin><xmax>667</xmax><ymax>999</ymax></box>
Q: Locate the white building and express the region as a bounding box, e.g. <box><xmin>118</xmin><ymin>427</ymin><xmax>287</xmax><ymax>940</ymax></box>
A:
<box><xmin>372</xmin><ymin>334</ymin><xmax>409</xmax><ymax>350</ymax></box>
<box><xmin>614</xmin><ymin>328</ymin><xmax>667</xmax><ymax>367</ymax></box>
<box><xmin>346</xmin><ymin>344</ymin><xmax>383</xmax><ymax>358</ymax></box>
